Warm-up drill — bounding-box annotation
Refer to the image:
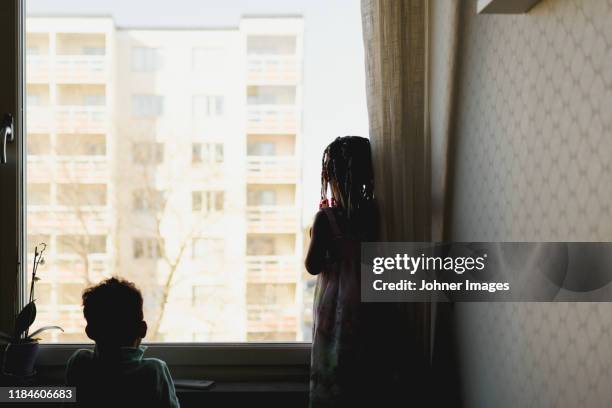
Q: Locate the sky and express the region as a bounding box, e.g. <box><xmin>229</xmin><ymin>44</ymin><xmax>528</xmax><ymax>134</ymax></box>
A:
<box><xmin>27</xmin><ymin>0</ymin><xmax>370</xmax><ymax>223</ymax></box>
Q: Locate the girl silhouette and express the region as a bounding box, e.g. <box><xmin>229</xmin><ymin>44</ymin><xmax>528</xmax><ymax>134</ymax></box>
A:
<box><xmin>305</xmin><ymin>136</ymin><xmax>379</xmax><ymax>408</ymax></box>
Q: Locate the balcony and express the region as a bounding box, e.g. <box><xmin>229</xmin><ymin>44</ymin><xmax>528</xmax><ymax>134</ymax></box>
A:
<box><xmin>247</xmin><ymin>56</ymin><xmax>299</xmax><ymax>84</ymax></box>
<box><xmin>246</xmin><ymin>156</ymin><xmax>299</xmax><ymax>184</ymax></box>
<box><xmin>246</xmin><ymin>255</ymin><xmax>298</xmax><ymax>283</ymax></box>
<box><xmin>56</xmin><ymin>106</ymin><xmax>107</xmax><ymax>133</ymax></box>
<box><xmin>55</xmin><ymin>158</ymin><xmax>109</xmax><ymax>183</ymax></box>
<box><xmin>27</xmin><ymin>208</ymin><xmax>109</xmax><ymax>232</ymax></box>
<box><xmin>247</xmin><ymin>105</ymin><xmax>297</xmax><ymax>134</ymax></box>
<box><xmin>26</xmin><ymin>56</ymin><xmax>50</xmax><ymax>83</ymax></box>
<box><xmin>246</xmin><ymin>206</ymin><xmax>299</xmax><ymax>233</ymax></box>
<box><xmin>246</xmin><ymin>304</ymin><xmax>298</xmax><ymax>333</ymax></box>
<box><xmin>55</xmin><ymin>55</ymin><xmax>107</xmax><ymax>83</ymax></box>
<box><xmin>26</xmin><ymin>107</ymin><xmax>53</xmax><ymax>133</ymax></box>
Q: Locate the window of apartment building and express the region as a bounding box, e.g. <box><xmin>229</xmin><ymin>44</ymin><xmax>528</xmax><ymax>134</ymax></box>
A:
<box><xmin>192</xmin><ymin>142</ymin><xmax>224</xmax><ymax>164</ymax></box>
<box><xmin>58</xmin><ymin>283</ymin><xmax>84</xmax><ymax>306</ymax></box>
<box><xmin>131</xmin><ymin>47</ymin><xmax>164</xmax><ymax>72</ymax></box>
<box><xmin>247</xmin><ymin>189</ymin><xmax>277</xmax><ymax>206</ymax></box>
<box><xmin>56</xmin><ymin>134</ymin><xmax>106</xmax><ymax>156</ymax></box>
<box><xmin>192</xmin><ymin>191</ymin><xmax>224</xmax><ymax>212</ymax></box>
<box><xmin>133</xmin><ymin>238</ymin><xmax>164</xmax><ymax>259</ymax></box>
<box><xmin>192</xmin><ymin>237</ymin><xmax>224</xmax><ymax>259</ymax></box>
<box><xmin>27</xmin><ymin>134</ymin><xmax>50</xmax><ymax>155</ymax></box>
<box><xmin>57</xmin><ymin>183</ymin><xmax>107</xmax><ymax>206</ymax></box>
<box><xmin>132</xmin><ymin>94</ymin><xmax>164</xmax><ymax>117</ymax></box>
<box><xmin>247</xmin><ymin>236</ymin><xmax>276</xmax><ymax>256</ymax></box>
<box><xmin>82</xmin><ymin>46</ymin><xmax>105</xmax><ymax>56</ymax></box>
<box><xmin>27</xmin><ymin>183</ymin><xmax>50</xmax><ymax>205</ymax></box>
<box><xmin>247</xmin><ymin>141</ymin><xmax>276</xmax><ymax>156</ymax></box>
<box><xmin>247</xmin><ymin>36</ymin><xmax>296</xmax><ymax>55</ymax></box>
<box><xmin>247</xmin><ymin>86</ymin><xmax>295</xmax><ymax>105</ymax></box>
<box><xmin>247</xmin><ymin>283</ymin><xmax>295</xmax><ymax>305</ymax></box>
<box><xmin>132</xmin><ymin>142</ymin><xmax>164</xmax><ymax>165</ymax></box>
<box><xmin>57</xmin><ymin>235</ymin><xmax>107</xmax><ymax>254</ymax></box>
<box><xmin>26</xmin><ymin>46</ymin><xmax>39</xmax><ymax>56</ymax></box>
<box><xmin>83</xmin><ymin>94</ymin><xmax>105</xmax><ymax>106</ymax></box>
<box><xmin>132</xmin><ymin>189</ymin><xmax>165</xmax><ymax>212</ymax></box>
<box><xmin>27</xmin><ymin>234</ymin><xmax>51</xmax><ymax>253</ymax></box>
<box><xmin>193</xmin><ymin>95</ymin><xmax>224</xmax><ymax>117</ymax></box>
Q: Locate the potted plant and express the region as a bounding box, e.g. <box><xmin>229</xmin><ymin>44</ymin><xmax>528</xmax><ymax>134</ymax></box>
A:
<box><xmin>1</xmin><ymin>243</ymin><xmax>63</xmax><ymax>377</ymax></box>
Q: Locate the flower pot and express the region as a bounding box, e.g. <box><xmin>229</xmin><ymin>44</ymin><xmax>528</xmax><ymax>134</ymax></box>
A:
<box><xmin>2</xmin><ymin>341</ymin><xmax>40</xmax><ymax>377</ymax></box>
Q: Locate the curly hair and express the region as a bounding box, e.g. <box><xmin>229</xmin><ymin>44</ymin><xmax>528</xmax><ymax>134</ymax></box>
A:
<box><xmin>82</xmin><ymin>277</ymin><xmax>144</xmax><ymax>345</ymax></box>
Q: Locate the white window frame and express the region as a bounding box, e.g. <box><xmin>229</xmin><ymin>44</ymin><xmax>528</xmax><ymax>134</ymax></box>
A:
<box><xmin>0</xmin><ymin>0</ymin><xmax>310</xmax><ymax>379</ymax></box>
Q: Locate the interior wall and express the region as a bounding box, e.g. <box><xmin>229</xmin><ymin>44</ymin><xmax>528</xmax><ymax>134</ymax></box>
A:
<box><xmin>439</xmin><ymin>0</ymin><xmax>612</xmax><ymax>406</ymax></box>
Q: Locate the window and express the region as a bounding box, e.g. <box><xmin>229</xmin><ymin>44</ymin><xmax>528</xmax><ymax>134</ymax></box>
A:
<box><xmin>82</xmin><ymin>46</ymin><xmax>105</xmax><ymax>56</ymax></box>
<box><xmin>247</xmin><ymin>236</ymin><xmax>275</xmax><ymax>256</ymax></box>
<box><xmin>58</xmin><ymin>283</ymin><xmax>84</xmax><ymax>306</ymax></box>
<box><xmin>83</xmin><ymin>94</ymin><xmax>105</xmax><ymax>106</ymax></box>
<box><xmin>193</xmin><ymin>95</ymin><xmax>224</xmax><ymax>117</ymax></box>
<box><xmin>131</xmin><ymin>47</ymin><xmax>163</xmax><ymax>72</ymax></box>
<box><xmin>27</xmin><ymin>183</ymin><xmax>50</xmax><ymax>205</ymax></box>
<box><xmin>132</xmin><ymin>189</ymin><xmax>164</xmax><ymax>212</ymax></box>
<box><xmin>133</xmin><ymin>238</ymin><xmax>163</xmax><ymax>259</ymax></box>
<box><xmin>192</xmin><ymin>143</ymin><xmax>223</xmax><ymax>164</ymax></box>
<box><xmin>247</xmin><ymin>283</ymin><xmax>295</xmax><ymax>305</ymax></box>
<box><xmin>132</xmin><ymin>142</ymin><xmax>164</xmax><ymax>165</ymax></box>
<box><xmin>132</xmin><ymin>94</ymin><xmax>164</xmax><ymax>118</ymax></box>
<box><xmin>57</xmin><ymin>235</ymin><xmax>107</xmax><ymax>254</ymax></box>
<box><xmin>57</xmin><ymin>183</ymin><xmax>107</xmax><ymax>206</ymax></box>
<box><xmin>247</xmin><ymin>36</ymin><xmax>296</xmax><ymax>55</ymax></box>
<box><xmin>247</xmin><ymin>141</ymin><xmax>276</xmax><ymax>156</ymax></box>
<box><xmin>56</xmin><ymin>134</ymin><xmax>106</xmax><ymax>156</ymax></box>
<box><xmin>247</xmin><ymin>86</ymin><xmax>295</xmax><ymax>105</ymax></box>
<box><xmin>248</xmin><ymin>189</ymin><xmax>277</xmax><ymax>206</ymax></box>
<box><xmin>20</xmin><ymin>1</ymin><xmax>368</xmax><ymax>344</ymax></box>
<box><xmin>192</xmin><ymin>190</ymin><xmax>224</xmax><ymax>212</ymax></box>
<box><xmin>27</xmin><ymin>134</ymin><xmax>50</xmax><ymax>155</ymax></box>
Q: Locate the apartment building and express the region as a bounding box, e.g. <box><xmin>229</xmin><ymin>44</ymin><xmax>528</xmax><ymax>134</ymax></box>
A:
<box><xmin>25</xmin><ymin>15</ymin><xmax>305</xmax><ymax>342</ymax></box>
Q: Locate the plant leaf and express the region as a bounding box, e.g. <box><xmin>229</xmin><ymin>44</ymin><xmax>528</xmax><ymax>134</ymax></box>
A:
<box><xmin>14</xmin><ymin>301</ymin><xmax>36</xmax><ymax>339</ymax></box>
<box><xmin>28</xmin><ymin>325</ymin><xmax>63</xmax><ymax>339</ymax></box>
<box><xmin>0</xmin><ymin>331</ymin><xmax>14</xmax><ymax>342</ymax></box>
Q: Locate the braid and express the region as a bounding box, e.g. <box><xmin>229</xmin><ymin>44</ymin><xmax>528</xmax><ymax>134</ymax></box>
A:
<box><xmin>320</xmin><ymin>136</ymin><xmax>374</xmax><ymax>219</ymax></box>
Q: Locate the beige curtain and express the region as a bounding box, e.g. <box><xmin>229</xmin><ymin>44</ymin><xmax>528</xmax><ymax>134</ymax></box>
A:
<box><xmin>361</xmin><ymin>1</ymin><xmax>463</xmax><ymax>401</ymax></box>
<box><xmin>361</xmin><ymin>0</ymin><xmax>430</xmax><ymax>242</ymax></box>
<box><xmin>361</xmin><ymin>0</ymin><xmax>432</xmax><ymax>366</ymax></box>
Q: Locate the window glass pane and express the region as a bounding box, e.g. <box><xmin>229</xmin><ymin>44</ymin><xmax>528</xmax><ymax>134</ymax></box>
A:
<box><xmin>25</xmin><ymin>1</ymin><xmax>368</xmax><ymax>343</ymax></box>
<box><xmin>27</xmin><ymin>183</ymin><xmax>50</xmax><ymax>205</ymax></box>
<box><xmin>27</xmin><ymin>134</ymin><xmax>50</xmax><ymax>155</ymax></box>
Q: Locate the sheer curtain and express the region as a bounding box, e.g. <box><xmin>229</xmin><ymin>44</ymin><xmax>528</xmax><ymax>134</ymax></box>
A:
<box><xmin>361</xmin><ymin>0</ymin><xmax>430</xmax><ymax>242</ymax></box>
<box><xmin>361</xmin><ymin>0</ymin><xmax>463</xmax><ymax>403</ymax></box>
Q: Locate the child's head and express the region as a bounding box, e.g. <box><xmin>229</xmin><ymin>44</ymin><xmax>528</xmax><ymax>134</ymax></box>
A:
<box><xmin>82</xmin><ymin>277</ymin><xmax>147</xmax><ymax>347</ymax></box>
<box><xmin>321</xmin><ymin>136</ymin><xmax>374</xmax><ymax>217</ymax></box>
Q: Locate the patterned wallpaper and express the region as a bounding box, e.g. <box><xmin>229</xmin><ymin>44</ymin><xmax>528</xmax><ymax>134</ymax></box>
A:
<box><xmin>443</xmin><ymin>0</ymin><xmax>612</xmax><ymax>406</ymax></box>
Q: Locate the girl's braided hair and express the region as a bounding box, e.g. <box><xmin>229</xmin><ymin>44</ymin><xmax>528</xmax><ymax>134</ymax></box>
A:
<box><xmin>321</xmin><ymin>136</ymin><xmax>374</xmax><ymax>219</ymax></box>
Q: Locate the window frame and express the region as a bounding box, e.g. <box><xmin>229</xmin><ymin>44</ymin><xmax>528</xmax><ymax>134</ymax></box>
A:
<box><xmin>0</xmin><ymin>0</ymin><xmax>312</xmax><ymax>376</ymax></box>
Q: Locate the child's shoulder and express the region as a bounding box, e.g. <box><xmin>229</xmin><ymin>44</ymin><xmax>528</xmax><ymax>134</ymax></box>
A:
<box><xmin>140</xmin><ymin>357</ymin><xmax>171</xmax><ymax>376</ymax></box>
<box><xmin>68</xmin><ymin>348</ymin><xmax>95</xmax><ymax>365</ymax></box>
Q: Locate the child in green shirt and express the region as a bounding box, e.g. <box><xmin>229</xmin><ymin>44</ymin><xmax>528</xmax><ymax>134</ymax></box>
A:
<box><xmin>66</xmin><ymin>277</ymin><xmax>179</xmax><ymax>408</ymax></box>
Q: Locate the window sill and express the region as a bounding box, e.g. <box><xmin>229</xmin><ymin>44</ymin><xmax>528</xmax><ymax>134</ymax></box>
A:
<box><xmin>37</xmin><ymin>342</ymin><xmax>311</xmax><ymax>366</ymax></box>
<box><xmin>32</xmin><ymin>342</ymin><xmax>311</xmax><ymax>383</ymax></box>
